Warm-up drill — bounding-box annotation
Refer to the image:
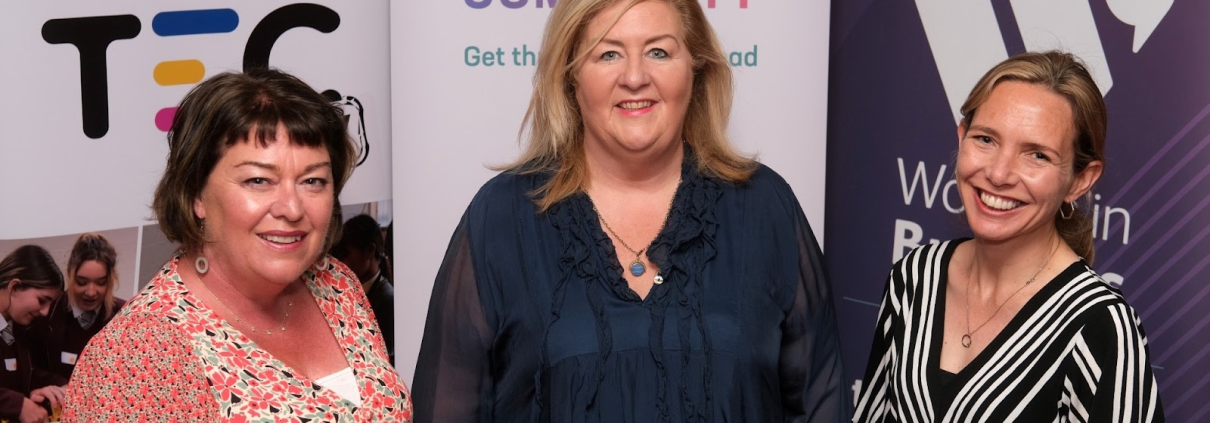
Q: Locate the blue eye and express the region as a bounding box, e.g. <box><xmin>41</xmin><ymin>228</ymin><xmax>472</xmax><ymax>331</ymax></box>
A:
<box><xmin>601</xmin><ymin>51</ymin><xmax>620</xmax><ymax>61</ymax></box>
<box><xmin>649</xmin><ymin>48</ymin><xmax>669</xmax><ymax>59</ymax></box>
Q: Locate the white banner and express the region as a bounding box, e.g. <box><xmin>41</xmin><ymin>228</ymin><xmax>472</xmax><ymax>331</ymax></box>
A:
<box><xmin>0</xmin><ymin>1</ymin><xmax>392</xmax><ymax>240</ymax></box>
<box><xmin>391</xmin><ymin>0</ymin><xmax>831</xmax><ymax>383</ymax></box>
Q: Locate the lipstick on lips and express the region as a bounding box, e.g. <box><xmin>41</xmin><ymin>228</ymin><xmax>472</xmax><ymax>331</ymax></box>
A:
<box><xmin>617</xmin><ymin>99</ymin><xmax>655</xmax><ymax>116</ymax></box>
<box><xmin>258</xmin><ymin>231</ymin><xmax>307</xmax><ymax>251</ymax></box>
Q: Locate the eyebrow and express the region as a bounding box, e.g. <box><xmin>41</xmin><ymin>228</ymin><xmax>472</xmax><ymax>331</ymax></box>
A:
<box><xmin>969</xmin><ymin>125</ymin><xmax>1064</xmax><ymax>156</ymax></box>
<box><xmin>966</xmin><ymin>124</ymin><xmax>1001</xmax><ymax>139</ymax></box>
<box><xmin>598</xmin><ymin>34</ymin><xmax>680</xmax><ymax>48</ymax></box>
<box><xmin>235</xmin><ymin>161</ymin><xmax>332</xmax><ymax>173</ymax></box>
<box><xmin>1022</xmin><ymin>141</ymin><xmax>1063</xmax><ymax>157</ymax></box>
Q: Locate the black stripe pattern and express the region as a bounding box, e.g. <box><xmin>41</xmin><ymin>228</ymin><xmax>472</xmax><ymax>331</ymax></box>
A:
<box><xmin>853</xmin><ymin>240</ymin><xmax>1165</xmax><ymax>422</ymax></box>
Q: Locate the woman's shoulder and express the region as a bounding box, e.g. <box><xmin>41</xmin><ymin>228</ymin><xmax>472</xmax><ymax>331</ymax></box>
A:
<box><xmin>735</xmin><ymin>163</ymin><xmax>791</xmax><ymax>194</ymax></box>
<box><xmin>459</xmin><ymin>171</ymin><xmax>550</xmax><ymax>229</ymax></box>
<box><xmin>1050</xmin><ymin>264</ymin><xmax>1159</xmax><ymax>363</ymax></box>
<box><xmin>106</xmin><ymin>257</ymin><xmax>211</xmax><ymax>339</ymax></box>
<box><xmin>1059</xmin><ymin>263</ymin><xmax>1137</xmax><ymax>320</ymax></box>
<box><xmin>474</xmin><ymin>170</ymin><xmax>546</xmax><ymax>200</ymax></box>
<box><xmin>310</xmin><ymin>257</ymin><xmax>384</xmax><ymax>322</ymax></box>
<box><xmin>313</xmin><ymin>255</ymin><xmax>359</xmax><ymax>291</ymax></box>
<box><xmin>120</xmin><ymin>262</ymin><xmax>187</xmax><ymax>315</ymax></box>
<box><xmin>713</xmin><ymin>163</ymin><xmax>799</xmax><ymax>214</ymax></box>
<box><xmin>888</xmin><ymin>239</ymin><xmax>965</xmax><ymax>284</ymax></box>
<box><xmin>67</xmin><ymin>298</ymin><xmax>217</xmax><ymax>421</ymax></box>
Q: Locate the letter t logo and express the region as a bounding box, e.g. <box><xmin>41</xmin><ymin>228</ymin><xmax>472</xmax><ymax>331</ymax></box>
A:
<box><xmin>42</xmin><ymin>15</ymin><xmax>141</xmax><ymax>139</ymax></box>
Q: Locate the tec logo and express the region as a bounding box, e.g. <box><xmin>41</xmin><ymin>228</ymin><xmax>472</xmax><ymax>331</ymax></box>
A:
<box><xmin>40</xmin><ymin>4</ymin><xmax>351</xmax><ymax>142</ymax></box>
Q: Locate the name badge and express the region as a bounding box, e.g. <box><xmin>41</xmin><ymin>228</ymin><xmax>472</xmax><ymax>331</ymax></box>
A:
<box><xmin>61</xmin><ymin>352</ymin><xmax>78</xmax><ymax>365</ymax></box>
<box><xmin>4</xmin><ymin>358</ymin><xmax>15</xmax><ymax>371</ymax></box>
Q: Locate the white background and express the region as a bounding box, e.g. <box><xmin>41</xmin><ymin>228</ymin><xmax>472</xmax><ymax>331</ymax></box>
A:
<box><xmin>0</xmin><ymin>1</ymin><xmax>392</xmax><ymax>241</ymax></box>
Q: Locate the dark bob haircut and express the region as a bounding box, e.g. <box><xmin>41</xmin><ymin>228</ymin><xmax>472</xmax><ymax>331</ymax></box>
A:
<box><xmin>152</xmin><ymin>68</ymin><xmax>355</xmax><ymax>254</ymax></box>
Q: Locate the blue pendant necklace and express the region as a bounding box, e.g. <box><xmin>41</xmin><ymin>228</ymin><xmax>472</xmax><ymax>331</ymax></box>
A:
<box><xmin>591</xmin><ymin>177</ymin><xmax>681</xmax><ymax>279</ymax></box>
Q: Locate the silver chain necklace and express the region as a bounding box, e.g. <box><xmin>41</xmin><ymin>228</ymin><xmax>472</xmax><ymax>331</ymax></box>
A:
<box><xmin>962</xmin><ymin>240</ymin><xmax>1058</xmax><ymax>348</ymax></box>
<box><xmin>590</xmin><ymin>177</ymin><xmax>681</xmax><ymax>279</ymax></box>
<box><xmin>197</xmin><ymin>280</ymin><xmax>294</xmax><ymax>336</ymax></box>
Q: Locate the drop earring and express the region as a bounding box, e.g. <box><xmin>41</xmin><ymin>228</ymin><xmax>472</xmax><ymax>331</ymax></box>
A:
<box><xmin>195</xmin><ymin>219</ymin><xmax>209</xmax><ymax>274</ymax></box>
<box><xmin>1060</xmin><ymin>201</ymin><xmax>1076</xmax><ymax>220</ymax></box>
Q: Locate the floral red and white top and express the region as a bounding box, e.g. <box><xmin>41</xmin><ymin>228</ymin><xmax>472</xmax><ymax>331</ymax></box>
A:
<box><xmin>62</xmin><ymin>255</ymin><xmax>412</xmax><ymax>422</ymax></box>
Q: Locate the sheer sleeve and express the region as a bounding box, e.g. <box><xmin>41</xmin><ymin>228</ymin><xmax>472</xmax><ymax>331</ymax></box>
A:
<box><xmin>412</xmin><ymin>214</ymin><xmax>496</xmax><ymax>423</ymax></box>
<box><xmin>779</xmin><ymin>211</ymin><xmax>853</xmax><ymax>422</ymax></box>
<box><xmin>62</xmin><ymin>311</ymin><xmax>217</xmax><ymax>421</ymax></box>
<box><xmin>1072</xmin><ymin>302</ymin><xmax>1165</xmax><ymax>422</ymax></box>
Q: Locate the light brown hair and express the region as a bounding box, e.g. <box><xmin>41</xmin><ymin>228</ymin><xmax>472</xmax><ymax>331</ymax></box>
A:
<box><xmin>66</xmin><ymin>233</ymin><xmax>120</xmax><ymax>320</ymax></box>
<box><xmin>960</xmin><ymin>51</ymin><xmax>1106</xmax><ymax>263</ymax></box>
<box><xmin>506</xmin><ymin>0</ymin><xmax>756</xmax><ymax>211</ymax></box>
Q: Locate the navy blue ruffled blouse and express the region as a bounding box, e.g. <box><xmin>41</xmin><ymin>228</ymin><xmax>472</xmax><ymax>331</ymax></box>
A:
<box><xmin>413</xmin><ymin>158</ymin><xmax>851</xmax><ymax>423</ymax></box>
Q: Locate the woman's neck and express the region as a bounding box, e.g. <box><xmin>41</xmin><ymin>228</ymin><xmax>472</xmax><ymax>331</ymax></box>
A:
<box><xmin>584</xmin><ymin>142</ymin><xmax>683</xmax><ymax>193</ymax></box>
<box><xmin>182</xmin><ymin>251</ymin><xmax>294</xmax><ymax>309</ymax></box>
<box><xmin>968</xmin><ymin>229</ymin><xmax>1066</xmax><ymax>290</ymax></box>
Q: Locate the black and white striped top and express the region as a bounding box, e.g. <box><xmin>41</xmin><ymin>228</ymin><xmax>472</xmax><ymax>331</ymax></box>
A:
<box><xmin>853</xmin><ymin>239</ymin><xmax>1164</xmax><ymax>422</ymax></box>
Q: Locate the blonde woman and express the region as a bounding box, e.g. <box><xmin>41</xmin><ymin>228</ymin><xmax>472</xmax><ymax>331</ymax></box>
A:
<box><xmin>413</xmin><ymin>0</ymin><xmax>848</xmax><ymax>421</ymax></box>
<box><xmin>853</xmin><ymin>51</ymin><xmax>1164</xmax><ymax>422</ymax></box>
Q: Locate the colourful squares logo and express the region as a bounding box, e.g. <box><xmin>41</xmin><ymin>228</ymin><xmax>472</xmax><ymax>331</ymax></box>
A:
<box><xmin>42</xmin><ymin>4</ymin><xmax>339</xmax><ymax>139</ymax></box>
<box><xmin>151</xmin><ymin>9</ymin><xmax>239</xmax><ymax>132</ymax></box>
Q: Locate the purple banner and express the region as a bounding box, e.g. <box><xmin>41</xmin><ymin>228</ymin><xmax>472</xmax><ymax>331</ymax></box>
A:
<box><xmin>827</xmin><ymin>0</ymin><xmax>1209</xmax><ymax>420</ymax></box>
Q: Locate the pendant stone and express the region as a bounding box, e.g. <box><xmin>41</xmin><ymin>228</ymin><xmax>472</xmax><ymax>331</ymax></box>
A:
<box><xmin>961</xmin><ymin>334</ymin><xmax>972</xmax><ymax>348</ymax></box>
<box><xmin>630</xmin><ymin>260</ymin><xmax>646</xmax><ymax>276</ymax></box>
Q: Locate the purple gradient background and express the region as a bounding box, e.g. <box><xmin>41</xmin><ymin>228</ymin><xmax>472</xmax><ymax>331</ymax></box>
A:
<box><xmin>826</xmin><ymin>1</ymin><xmax>1210</xmax><ymax>421</ymax></box>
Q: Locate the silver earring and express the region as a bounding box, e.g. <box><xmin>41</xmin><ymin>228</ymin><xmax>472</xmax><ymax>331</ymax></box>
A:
<box><xmin>195</xmin><ymin>255</ymin><xmax>209</xmax><ymax>274</ymax></box>
<box><xmin>1060</xmin><ymin>201</ymin><xmax>1076</xmax><ymax>220</ymax></box>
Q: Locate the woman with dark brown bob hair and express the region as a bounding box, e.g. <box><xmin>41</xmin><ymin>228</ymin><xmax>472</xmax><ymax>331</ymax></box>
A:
<box><xmin>853</xmin><ymin>51</ymin><xmax>1163</xmax><ymax>422</ymax></box>
<box><xmin>413</xmin><ymin>0</ymin><xmax>849</xmax><ymax>421</ymax></box>
<box><xmin>63</xmin><ymin>68</ymin><xmax>412</xmax><ymax>421</ymax></box>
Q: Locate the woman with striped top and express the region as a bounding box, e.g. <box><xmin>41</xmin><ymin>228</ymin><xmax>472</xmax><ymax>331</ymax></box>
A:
<box><xmin>853</xmin><ymin>51</ymin><xmax>1164</xmax><ymax>422</ymax></box>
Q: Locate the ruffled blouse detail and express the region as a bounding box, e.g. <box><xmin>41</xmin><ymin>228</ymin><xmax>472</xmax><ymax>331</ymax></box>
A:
<box><xmin>543</xmin><ymin>157</ymin><xmax>724</xmax><ymax>422</ymax></box>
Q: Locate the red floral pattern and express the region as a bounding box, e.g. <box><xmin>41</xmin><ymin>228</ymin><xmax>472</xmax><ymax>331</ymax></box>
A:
<box><xmin>62</xmin><ymin>255</ymin><xmax>412</xmax><ymax>422</ymax></box>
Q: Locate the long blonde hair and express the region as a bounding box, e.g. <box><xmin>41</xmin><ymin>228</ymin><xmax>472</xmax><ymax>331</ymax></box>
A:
<box><xmin>959</xmin><ymin>51</ymin><xmax>1106</xmax><ymax>263</ymax></box>
<box><xmin>66</xmin><ymin>233</ymin><xmax>121</xmax><ymax>320</ymax></box>
<box><xmin>504</xmin><ymin>0</ymin><xmax>755</xmax><ymax>212</ymax></box>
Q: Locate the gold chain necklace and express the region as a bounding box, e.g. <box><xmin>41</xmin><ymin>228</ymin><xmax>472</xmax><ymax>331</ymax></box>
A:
<box><xmin>962</xmin><ymin>240</ymin><xmax>1058</xmax><ymax>348</ymax></box>
<box><xmin>197</xmin><ymin>280</ymin><xmax>294</xmax><ymax>336</ymax></box>
<box><xmin>591</xmin><ymin>177</ymin><xmax>681</xmax><ymax>279</ymax></box>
